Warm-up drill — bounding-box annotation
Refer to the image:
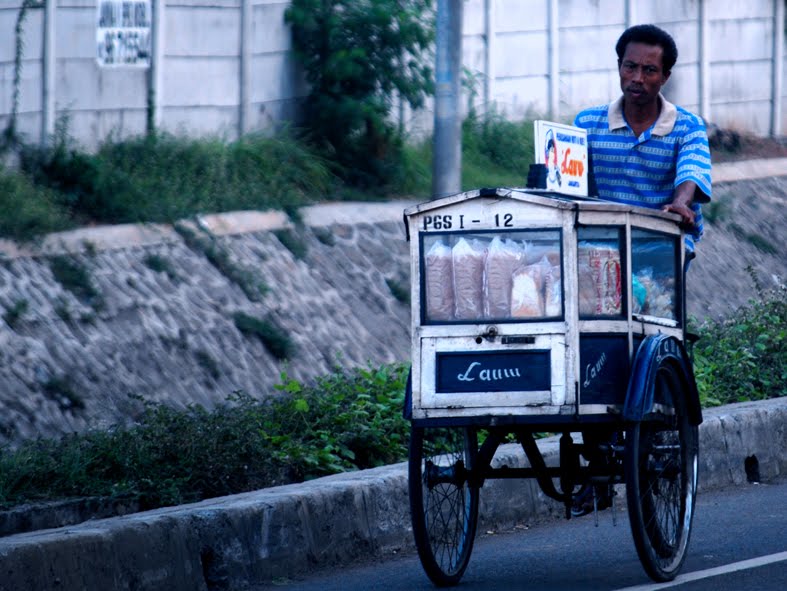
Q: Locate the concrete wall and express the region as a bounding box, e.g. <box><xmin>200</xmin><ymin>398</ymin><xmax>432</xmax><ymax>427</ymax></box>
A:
<box><xmin>0</xmin><ymin>168</ymin><xmax>785</xmax><ymax>449</ymax></box>
<box><xmin>0</xmin><ymin>0</ymin><xmax>785</xmax><ymax>151</ymax></box>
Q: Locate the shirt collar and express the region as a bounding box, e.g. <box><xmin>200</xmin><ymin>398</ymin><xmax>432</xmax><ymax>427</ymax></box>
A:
<box><xmin>608</xmin><ymin>93</ymin><xmax>678</xmax><ymax>135</ymax></box>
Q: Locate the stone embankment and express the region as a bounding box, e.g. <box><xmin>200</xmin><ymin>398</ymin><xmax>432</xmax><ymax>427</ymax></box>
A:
<box><xmin>0</xmin><ymin>161</ymin><xmax>785</xmax><ymax>447</ymax></box>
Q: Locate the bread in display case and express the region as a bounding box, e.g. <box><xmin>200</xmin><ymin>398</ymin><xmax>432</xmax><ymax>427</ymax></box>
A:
<box><xmin>421</xmin><ymin>230</ymin><xmax>563</xmax><ymax>324</ymax></box>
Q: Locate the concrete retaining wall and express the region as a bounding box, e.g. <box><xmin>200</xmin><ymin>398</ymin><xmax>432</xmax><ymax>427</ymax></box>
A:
<box><xmin>0</xmin><ymin>167</ymin><xmax>785</xmax><ymax>449</ymax></box>
<box><xmin>0</xmin><ymin>397</ymin><xmax>784</xmax><ymax>591</ymax></box>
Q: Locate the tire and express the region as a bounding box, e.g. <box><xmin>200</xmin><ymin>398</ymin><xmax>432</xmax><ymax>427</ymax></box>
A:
<box><xmin>409</xmin><ymin>425</ymin><xmax>480</xmax><ymax>587</ymax></box>
<box><xmin>625</xmin><ymin>361</ymin><xmax>699</xmax><ymax>582</ymax></box>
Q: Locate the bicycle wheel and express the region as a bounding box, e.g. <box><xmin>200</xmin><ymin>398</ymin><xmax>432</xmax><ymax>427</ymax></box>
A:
<box><xmin>409</xmin><ymin>425</ymin><xmax>479</xmax><ymax>587</ymax></box>
<box><xmin>625</xmin><ymin>362</ymin><xmax>699</xmax><ymax>582</ymax></box>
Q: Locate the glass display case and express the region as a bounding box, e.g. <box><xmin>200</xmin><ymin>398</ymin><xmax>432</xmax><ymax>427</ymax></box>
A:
<box><xmin>631</xmin><ymin>228</ymin><xmax>679</xmax><ymax>322</ymax></box>
<box><xmin>577</xmin><ymin>227</ymin><xmax>624</xmax><ymax>318</ymax></box>
<box><xmin>421</xmin><ymin>230</ymin><xmax>563</xmax><ymax>324</ymax></box>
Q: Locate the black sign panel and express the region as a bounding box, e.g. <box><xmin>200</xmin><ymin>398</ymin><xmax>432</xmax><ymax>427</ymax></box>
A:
<box><xmin>436</xmin><ymin>350</ymin><xmax>551</xmax><ymax>393</ymax></box>
<box><xmin>579</xmin><ymin>335</ymin><xmax>631</xmax><ymax>405</ymax></box>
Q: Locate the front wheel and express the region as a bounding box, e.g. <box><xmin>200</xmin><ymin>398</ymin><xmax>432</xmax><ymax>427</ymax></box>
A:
<box><xmin>625</xmin><ymin>362</ymin><xmax>699</xmax><ymax>582</ymax></box>
<box><xmin>409</xmin><ymin>425</ymin><xmax>479</xmax><ymax>587</ymax></box>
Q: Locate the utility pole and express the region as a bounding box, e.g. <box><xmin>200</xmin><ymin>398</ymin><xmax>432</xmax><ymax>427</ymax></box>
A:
<box><xmin>431</xmin><ymin>0</ymin><xmax>463</xmax><ymax>199</ymax></box>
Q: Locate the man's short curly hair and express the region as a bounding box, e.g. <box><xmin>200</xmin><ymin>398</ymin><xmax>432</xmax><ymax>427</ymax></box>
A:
<box><xmin>615</xmin><ymin>24</ymin><xmax>678</xmax><ymax>75</ymax></box>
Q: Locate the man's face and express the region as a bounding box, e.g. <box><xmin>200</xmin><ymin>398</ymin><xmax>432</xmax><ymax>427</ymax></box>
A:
<box><xmin>618</xmin><ymin>42</ymin><xmax>670</xmax><ymax>107</ymax></box>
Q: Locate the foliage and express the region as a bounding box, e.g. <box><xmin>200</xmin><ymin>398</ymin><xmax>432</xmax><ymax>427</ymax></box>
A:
<box><xmin>0</xmin><ymin>170</ymin><xmax>72</xmax><ymax>241</ymax></box>
<box><xmin>175</xmin><ymin>224</ymin><xmax>269</xmax><ymax>301</ymax></box>
<box><xmin>2</xmin><ymin>299</ymin><xmax>28</xmax><ymax>329</ymax></box>
<box><xmin>232</xmin><ymin>312</ymin><xmax>294</xmax><ymax>360</ymax></box>
<box><xmin>285</xmin><ymin>0</ymin><xmax>435</xmax><ymax>188</ymax></box>
<box><xmin>18</xmin><ymin>131</ymin><xmax>333</xmax><ymax>229</ymax></box>
<box><xmin>142</xmin><ymin>253</ymin><xmax>179</xmax><ymax>281</ymax></box>
<box><xmin>1</xmin><ymin>0</ymin><xmax>45</xmax><ymax>151</ymax></box>
<box><xmin>48</xmin><ymin>255</ymin><xmax>103</xmax><ymax>308</ymax></box>
<box><xmin>0</xmin><ymin>363</ymin><xmax>410</xmax><ymax>510</ymax></box>
<box><xmin>693</xmin><ymin>282</ymin><xmax>786</xmax><ymax>407</ymax></box>
<box><xmin>461</xmin><ymin>109</ymin><xmax>536</xmax><ymax>190</ymax></box>
<box><xmin>273</xmin><ymin>228</ymin><xmax>308</xmax><ymax>260</ymax></box>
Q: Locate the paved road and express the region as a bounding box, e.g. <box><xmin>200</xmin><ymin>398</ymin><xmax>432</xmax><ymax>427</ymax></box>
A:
<box><xmin>257</xmin><ymin>478</ymin><xmax>787</xmax><ymax>591</ymax></box>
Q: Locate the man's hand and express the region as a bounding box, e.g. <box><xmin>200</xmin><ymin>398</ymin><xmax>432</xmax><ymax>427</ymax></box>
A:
<box><xmin>662</xmin><ymin>181</ymin><xmax>697</xmax><ymax>226</ymax></box>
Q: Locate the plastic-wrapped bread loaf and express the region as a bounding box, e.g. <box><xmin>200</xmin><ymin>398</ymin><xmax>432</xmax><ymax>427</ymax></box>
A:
<box><xmin>425</xmin><ymin>240</ymin><xmax>454</xmax><ymax>320</ymax></box>
<box><xmin>452</xmin><ymin>238</ymin><xmax>486</xmax><ymax>320</ymax></box>
<box><xmin>485</xmin><ymin>237</ymin><xmax>524</xmax><ymax>318</ymax></box>
<box><xmin>544</xmin><ymin>264</ymin><xmax>562</xmax><ymax>316</ymax></box>
<box><xmin>578</xmin><ymin>243</ymin><xmax>622</xmax><ymax>315</ymax></box>
<box><xmin>510</xmin><ymin>262</ymin><xmax>544</xmax><ymax>317</ymax></box>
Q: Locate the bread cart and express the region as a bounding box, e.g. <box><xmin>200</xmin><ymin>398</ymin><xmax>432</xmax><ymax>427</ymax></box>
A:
<box><xmin>403</xmin><ymin>187</ymin><xmax>701</xmax><ymax>586</ymax></box>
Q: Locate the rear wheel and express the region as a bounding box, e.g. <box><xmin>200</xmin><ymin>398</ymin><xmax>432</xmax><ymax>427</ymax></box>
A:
<box><xmin>409</xmin><ymin>425</ymin><xmax>479</xmax><ymax>587</ymax></box>
<box><xmin>625</xmin><ymin>362</ymin><xmax>699</xmax><ymax>582</ymax></box>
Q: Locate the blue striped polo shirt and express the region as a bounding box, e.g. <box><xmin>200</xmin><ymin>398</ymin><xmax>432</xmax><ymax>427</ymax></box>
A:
<box><xmin>573</xmin><ymin>94</ymin><xmax>712</xmax><ymax>252</ymax></box>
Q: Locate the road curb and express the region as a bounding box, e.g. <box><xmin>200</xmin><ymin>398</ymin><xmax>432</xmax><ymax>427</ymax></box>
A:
<box><xmin>0</xmin><ymin>398</ymin><xmax>784</xmax><ymax>591</ymax></box>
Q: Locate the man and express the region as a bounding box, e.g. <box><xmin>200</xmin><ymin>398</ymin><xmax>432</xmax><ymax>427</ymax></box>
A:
<box><xmin>574</xmin><ymin>23</ymin><xmax>712</xmax><ymax>255</ymax></box>
<box><xmin>570</xmin><ymin>24</ymin><xmax>712</xmax><ymax>517</ymax></box>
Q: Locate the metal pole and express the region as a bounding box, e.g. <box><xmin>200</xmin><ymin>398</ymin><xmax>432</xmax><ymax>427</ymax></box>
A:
<box><xmin>547</xmin><ymin>0</ymin><xmax>558</xmax><ymax>119</ymax></box>
<box><xmin>432</xmin><ymin>0</ymin><xmax>463</xmax><ymax>199</ymax></box>
<box><xmin>625</xmin><ymin>0</ymin><xmax>636</xmax><ymax>28</ymax></box>
<box><xmin>483</xmin><ymin>0</ymin><xmax>494</xmax><ymax>116</ymax></box>
<box><xmin>41</xmin><ymin>0</ymin><xmax>56</xmax><ymax>146</ymax></box>
<box><xmin>771</xmin><ymin>0</ymin><xmax>784</xmax><ymax>136</ymax></box>
<box><xmin>699</xmin><ymin>0</ymin><xmax>710</xmax><ymax>123</ymax></box>
<box><xmin>148</xmin><ymin>0</ymin><xmax>165</xmax><ymax>134</ymax></box>
<box><xmin>239</xmin><ymin>0</ymin><xmax>252</xmax><ymax>137</ymax></box>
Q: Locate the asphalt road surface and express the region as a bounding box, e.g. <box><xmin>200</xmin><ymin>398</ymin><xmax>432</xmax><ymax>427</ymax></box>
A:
<box><xmin>256</xmin><ymin>477</ymin><xmax>787</xmax><ymax>591</ymax></box>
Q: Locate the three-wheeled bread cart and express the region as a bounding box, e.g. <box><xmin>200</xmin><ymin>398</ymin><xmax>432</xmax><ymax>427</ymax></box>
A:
<box><xmin>403</xmin><ymin>187</ymin><xmax>702</xmax><ymax>586</ymax></box>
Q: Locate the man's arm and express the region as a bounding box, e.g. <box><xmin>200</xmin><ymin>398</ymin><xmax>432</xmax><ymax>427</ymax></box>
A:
<box><xmin>662</xmin><ymin>181</ymin><xmax>697</xmax><ymax>225</ymax></box>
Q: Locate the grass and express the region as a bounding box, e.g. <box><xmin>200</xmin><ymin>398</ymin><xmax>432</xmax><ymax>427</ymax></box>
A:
<box><xmin>0</xmin><ymin>285</ymin><xmax>783</xmax><ymax>512</ymax></box>
<box><xmin>0</xmin><ymin>113</ymin><xmax>540</xmax><ymax>243</ymax></box>
<box><xmin>0</xmin><ymin>115</ymin><xmax>782</xmax><ymax>514</ymax></box>
<box><xmin>0</xmin><ymin>364</ymin><xmax>410</xmax><ymax>510</ymax></box>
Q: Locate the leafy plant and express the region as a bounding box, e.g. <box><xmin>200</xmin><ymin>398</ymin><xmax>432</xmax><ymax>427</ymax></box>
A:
<box><xmin>3</xmin><ymin>299</ymin><xmax>28</xmax><ymax>329</ymax></box>
<box><xmin>42</xmin><ymin>376</ymin><xmax>85</xmax><ymax>412</ymax></box>
<box><xmin>273</xmin><ymin>228</ymin><xmax>308</xmax><ymax>260</ymax></box>
<box><xmin>175</xmin><ymin>224</ymin><xmax>268</xmax><ymax>301</ymax></box>
<box><xmin>48</xmin><ymin>255</ymin><xmax>103</xmax><ymax>308</ymax></box>
<box><xmin>17</xmin><ymin>131</ymin><xmax>333</xmax><ymax>228</ymax></box>
<box><xmin>285</xmin><ymin>0</ymin><xmax>435</xmax><ymax>187</ymax></box>
<box><xmin>0</xmin><ymin>171</ymin><xmax>72</xmax><ymax>241</ymax></box>
<box><xmin>143</xmin><ymin>253</ymin><xmax>178</xmax><ymax>281</ymax></box>
<box><xmin>0</xmin><ymin>363</ymin><xmax>409</xmax><ymax>510</ymax></box>
<box><xmin>385</xmin><ymin>278</ymin><xmax>410</xmax><ymax>304</ymax></box>
<box><xmin>693</xmin><ymin>283</ymin><xmax>786</xmax><ymax>406</ymax></box>
<box><xmin>233</xmin><ymin>312</ymin><xmax>294</xmax><ymax>360</ymax></box>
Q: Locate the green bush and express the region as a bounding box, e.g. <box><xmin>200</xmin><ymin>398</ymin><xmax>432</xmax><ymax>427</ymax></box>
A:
<box><xmin>285</xmin><ymin>0</ymin><xmax>434</xmax><ymax>188</ymax></box>
<box><xmin>18</xmin><ymin>132</ymin><xmax>333</xmax><ymax>227</ymax></box>
<box><xmin>48</xmin><ymin>255</ymin><xmax>103</xmax><ymax>308</ymax></box>
<box><xmin>693</xmin><ymin>284</ymin><xmax>786</xmax><ymax>406</ymax></box>
<box><xmin>0</xmin><ymin>363</ymin><xmax>410</xmax><ymax>510</ymax></box>
<box><xmin>461</xmin><ymin>110</ymin><xmax>536</xmax><ymax>189</ymax></box>
<box><xmin>0</xmin><ymin>169</ymin><xmax>72</xmax><ymax>241</ymax></box>
<box><xmin>233</xmin><ymin>312</ymin><xmax>294</xmax><ymax>360</ymax></box>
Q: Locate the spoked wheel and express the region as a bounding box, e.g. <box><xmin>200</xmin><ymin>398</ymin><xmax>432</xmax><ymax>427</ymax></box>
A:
<box><xmin>409</xmin><ymin>425</ymin><xmax>479</xmax><ymax>587</ymax></box>
<box><xmin>625</xmin><ymin>361</ymin><xmax>699</xmax><ymax>582</ymax></box>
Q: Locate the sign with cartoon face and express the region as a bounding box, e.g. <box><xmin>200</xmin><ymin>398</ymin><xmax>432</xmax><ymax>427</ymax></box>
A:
<box><xmin>534</xmin><ymin>121</ymin><xmax>588</xmax><ymax>196</ymax></box>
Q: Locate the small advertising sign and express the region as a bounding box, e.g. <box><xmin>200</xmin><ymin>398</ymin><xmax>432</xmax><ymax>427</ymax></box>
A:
<box><xmin>534</xmin><ymin>120</ymin><xmax>588</xmax><ymax>196</ymax></box>
<box><xmin>96</xmin><ymin>0</ymin><xmax>151</xmax><ymax>67</ymax></box>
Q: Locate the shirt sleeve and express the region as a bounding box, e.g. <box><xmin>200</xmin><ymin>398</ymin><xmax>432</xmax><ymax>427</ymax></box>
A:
<box><xmin>675</xmin><ymin>117</ymin><xmax>712</xmax><ymax>204</ymax></box>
